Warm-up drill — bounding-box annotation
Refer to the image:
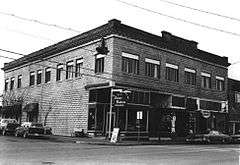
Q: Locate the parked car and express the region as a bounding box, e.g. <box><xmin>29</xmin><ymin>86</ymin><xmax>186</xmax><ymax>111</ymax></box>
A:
<box><xmin>15</xmin><ymin>122</ymin><xmax>52</xmax><ymax>138</ymax></box>
<box><xmin>0</xmin><ymin>119</ymin><xmax>19</xmax><ymax>135</ymax></box>
<box><xmin>186</xmin><ymin>130</ymin><xmax>231</xmax><ymax>143</ymax></box>
<box><xmin>229</xmin><ymin>134</ymin><xmax>240</xmax><ymax>143</ymax></box>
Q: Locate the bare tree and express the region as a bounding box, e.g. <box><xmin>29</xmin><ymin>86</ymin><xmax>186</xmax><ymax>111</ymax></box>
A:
<box><xmin>43</xmin><ymin>97</ymin><xmax>57</xmax><ymax>126</ymax></box>
<box><xmin>2</xmin><ymin>89</ymin><xmax>28</xmax><ymax>106</ymax></box>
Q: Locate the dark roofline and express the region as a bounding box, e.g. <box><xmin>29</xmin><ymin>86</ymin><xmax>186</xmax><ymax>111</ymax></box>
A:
<box><xmin>2</xmin><ymin>19</ymin><xmax>230</xmax><ymax>71</ymax></box>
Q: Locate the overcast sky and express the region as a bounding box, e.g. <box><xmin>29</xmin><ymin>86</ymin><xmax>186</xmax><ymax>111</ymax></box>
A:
<box><xmin>1</xmin><ymin>0</ymin><xmax>240</xmax><ymax>94</ymax></box>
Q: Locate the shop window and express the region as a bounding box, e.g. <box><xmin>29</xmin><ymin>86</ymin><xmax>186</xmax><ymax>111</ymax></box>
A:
<box><xmin>56</xmin><ymin>64</ymin><xmax>63</xmax><ymax>81</ymax></box>
<box><xmin>201</xmin><ymin>72</ymin><xmax>211</xmax><ymax>89</ymax></box>
<box><xmin>235</xmin><ymin>92</ymin><xmax>240</xmax><ymax>103</ymax></box>
<box><xmin>37</xmin><ymin>70</ymin><xmax>42</xmax><ymax>85</ymax></box>
<box><xmin>165</xmin><ymin>63</ymin><xmax>179</xmax><ymax>82</ymax></box>
<box><xmin>10</xmin><ymin>77</ymin><xmax>15</xmax><ymax>90</ymax></box>
<box><xmin>216</xmin><ymin>76</ymin><xmax>225</xmax><ymax>91</ymax></box>
<box><xmin>172</xmin><ymin>96</ymin><xmax>185</xmax><ymax>107</ymax></box>
<box><xmin>45</xmin><ymin>68</ymin><xmax>51</xmax><ymax>83</ymax></box>
<box><xmin>5</xmin><ymin>79</ymin><xmax>9</xmax><ymax>91</ymax></box>
<box><xmin>75</xmin><ymin>58</ymin><xmax>83</xmax><ymax>77</ymax></box>
<box><xmin>17</xmin><ymin>75</ymin><xmax>22</xmax><ymax>88</ymax></box>
<box><xmin>66</xmin><ymin>61</ymin><xmax>74</xmax><ymax>79</ymax></box>
<box><xmin>145</xmin><ymin>58</ymin><xmax>160</xmax><ymax>79</ymax></box>
<box><xmin>184</xmin><ymin>68</ymin><xmax>196</xmax><ymax>85</ymax></box>
<box><xmin>127</xmin><ymin>110</ymin><xmax>147</xmax><ymax>131</ymax></box>
<box><xmin>122</xmin><ymin>52</ymin><xmax>139</xmax><ymax>74</ymax></box>
<box><xmin>95</xmin><ymin>55</ymin><xmax>105</xmax><ymax>73</ymax></box>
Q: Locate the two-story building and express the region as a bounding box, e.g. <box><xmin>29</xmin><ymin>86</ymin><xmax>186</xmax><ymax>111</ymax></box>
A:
<box><xmin>2</xmin><ymin>19</ymin><xmax>230</xmax><ymax>138</ymax></box>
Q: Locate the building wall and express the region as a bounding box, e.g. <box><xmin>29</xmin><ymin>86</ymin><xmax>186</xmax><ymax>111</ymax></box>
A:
<box><xmin>3</xmin><ymin>38</ymin><xmax>114</xmax><ymax>136</ymax></box>
<box><xmin>112</xmin><ymin>36</ymin><xmax>228</xmax><ymax>101</ymax></box>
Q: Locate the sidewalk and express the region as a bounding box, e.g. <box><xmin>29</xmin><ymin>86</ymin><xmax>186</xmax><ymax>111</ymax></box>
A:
<box><xmin>48</xmin><ymin>135</ymin><xmax>188</xmax><ymax>146</ymax></box>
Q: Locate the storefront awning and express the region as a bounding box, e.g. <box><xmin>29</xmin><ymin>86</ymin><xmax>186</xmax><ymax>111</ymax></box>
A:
<box><xmin>23</xmin><ymin>103</ymin><xmax>39</xmax><ymax>113</ymax></box>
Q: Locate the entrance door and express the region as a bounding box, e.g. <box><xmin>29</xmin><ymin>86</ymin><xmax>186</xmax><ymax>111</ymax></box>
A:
<box><xmin>106</xmin><ymin>112</ymin><xmax>116</xmax><ymax>134</ymax></box>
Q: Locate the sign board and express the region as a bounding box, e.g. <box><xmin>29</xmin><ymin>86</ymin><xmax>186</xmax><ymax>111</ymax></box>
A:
<box><xmin>137</xmin><ymin>111</ymin><xmax>143</xmax><ymax>120</ymax></box>
<box><xmin>112</xmin><ymin>90</ymin><xmax>126</xmax><ymax>107</ymax></box>
<box><xmin>201</xmin><ymin>110</ymin><xmax>211</xmax><ymax>118</ymax></box>
<box><xmin>110</xmin><ymin>128</ymin><xmax>120</xmax><ymax>143</ymax></box>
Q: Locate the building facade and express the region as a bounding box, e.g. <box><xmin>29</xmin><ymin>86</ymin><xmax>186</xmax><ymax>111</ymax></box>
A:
<box><xmin>2</xmin><ymin>19</ymin><xmax>230</xmax><ymax>138</ymax></box>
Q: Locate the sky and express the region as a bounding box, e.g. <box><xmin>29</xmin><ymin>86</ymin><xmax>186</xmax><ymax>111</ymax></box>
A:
<box><xmin>1</xmin><ymin>0</ymin><xmax>240</xmax><ymax>95</ymax></box>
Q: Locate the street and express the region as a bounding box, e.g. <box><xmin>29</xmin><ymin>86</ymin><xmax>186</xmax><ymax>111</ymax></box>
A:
<box><xmin>0</xmin><ymin>136</ymin><xmax>239</xmax><ymax>165</ymax></box>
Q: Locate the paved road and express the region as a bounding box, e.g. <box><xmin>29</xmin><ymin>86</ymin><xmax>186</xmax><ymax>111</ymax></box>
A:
<box><xmin>0</xmin><ymin>136</ymin><xmax>239</xmax><ymax>165</ymax></box>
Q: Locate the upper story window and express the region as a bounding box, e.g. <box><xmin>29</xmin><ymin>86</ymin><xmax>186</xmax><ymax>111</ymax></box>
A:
<box><xmin>10</xmin><ymin>77</ymin><xmax>15</xmax><ymax>90</ymax></box>
<box><xmin>165</xmin><ymin>63</ymin><xmax>179</xmax><ymax>82</ymax></box>
<box><xmin>201</xmin><ymin>72</ymin><xmax>211</xmax><ymax>89</ymax></box>
<box><xmin>95</xmin><ymin>55</ymin><xmax>105</xmax><ymax>73</ymax></box>
<box><xmin>5</xmin><ymin>79</ymin><xmax>9</xmax><ymax>91</ymax></box>
<box><xmin>216</xmin><ymin>76</ymin><xmax>225</xmax><ymax>91</ymax></box>
<box><xmin>122</xmin><ymin>52</ymin><xmax>139</xmax><ymax>74</ymax></box>
<box><xmin>76</xmin><ymin>58</ymin><xmax>83</xmax><ymax>77</ymax></box>
<box><xmin>37</xmin><ymin>70</ymin><xmax>42</xmax><ymax>85</ymax></box>
<box><xmin>66</xmin><ymin>61</ymin><xmax>74</xmax><ymax>79</ymax></box>
<box><xmin>56</xmin><ymin>64</ymin><xmax>63</xmax><ymax>81</ymax></box>
<box><xmin>29</xmin><ymin>72</ymin><xmax>35</xmax><ymax>86</ymax></box>
<box><xmin>45</xmin><ymin>68</ymin><xmax>51</xmax><ymax>83</ymax></box>
<box><xmin>184</xmin><ymin>68</ymin><xmax>196</xmax><ymax>85</ymax></box>
<box><xmin>145</xmin><ymin>58</ymin><xmax>160</xmax><ymax>79</ymax></box>
<box><xmin>235</xmin><ymin>92</ymin><xmax>240</xmax><ymax>103</ymax></box>
<box><xmin>17</xmin><ymin>75</ymin><xmax>22</xmax><ymax>88</ymax></box>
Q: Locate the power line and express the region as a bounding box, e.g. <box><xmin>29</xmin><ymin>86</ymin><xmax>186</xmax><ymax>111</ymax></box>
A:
<box><xmin>0</xmin><ymin>48</ymin><xmax>25</xmax><ymax>56</ymax></box>
<box><xmin>0</xmin><ymin>11</ymin><xmax>81</xmax><ymax>33</ymax></box>
<box><xmin>158</xmin><ymin>0</ymin><xmax>240</xmax><ymax>22</ymax></box>
<box><xmin>115</xmin><ymin>0</ymin><xmax>240</xmax><ymax>37</ymax></box>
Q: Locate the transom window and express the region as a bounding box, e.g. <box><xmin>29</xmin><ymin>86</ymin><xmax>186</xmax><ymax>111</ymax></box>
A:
<box><xmin>165</xmin><ymin>63</ymin><xmax>179</xmax><ymax>82</ymax></box>
<box><xmin>184</xmin><ymin>68</ymin><xmax>196</xmax><ymax>85</ymax></box>
<box><xmin>201</xmin><ymin>72</ymin><xmax>211</xmax><ymax>89</ymax></box>
<box><xmin>216</xmin><ymin>76</ymin><xmax>225</xmax><ymax>91</ymax></box>
<box><xmin>122</xmin><ymin>52</ymin><xmax>139</xmax><ymax>74</ymax></box>
<box><xmin>145</xmin><ymin>58</ymin><xmax>160</xmax><ymax>79</ymax></box>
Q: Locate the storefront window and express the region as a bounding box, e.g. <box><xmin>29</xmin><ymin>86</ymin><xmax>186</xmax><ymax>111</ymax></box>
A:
<box><xmin>127</xmin><ymin>110</ymin><xmax>147</xmax><ymax>131</ymax></box>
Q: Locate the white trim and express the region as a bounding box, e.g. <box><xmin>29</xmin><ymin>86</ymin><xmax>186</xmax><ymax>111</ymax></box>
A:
<box><xmin>18</xmin><ymin>75</ymin><xmax>22</xmax><ymax>79</ymax></box>
<box><xmin>30</xmin><ymin>72</ymin><xmax>35</xmax><ymax>75</ymax></box>
<box><xmin>5</xmin><ymin>79</ymin><xmax>9</xmax><ymax>82</ymax></box>
<box><xmin>145</xmin><ymin>58</ymin><xmax>160</xmax><ymax>65</ymax></box>
<box><xmin>11</xmin><ymin>77</ymin><xmax>15</xmax><ymax>80</ymax></box>
<box><xmin>216</xmin><ymin>76</ymin><xmax>224</xmax><ymax>81</ymax></box>
<box><xmin>201</xmin><ymin>72</ymin><xmax>211</xmax><ymax>77</ymax></box>
<box><xmin>96</xmin><ymin>54</ymin><xmax>105</xmax><ymax>59</ymax></box>
<box><xmin>57</xmin><ymin>64</ymin><xmax>63</xmax><ymax>69</ymax></box>
<box><xmin>37</xmin><ymin>70</ymin><xmax>42</xmax><ymax>74</ymax></box>
<box><xmin>67</xmin><ymin>61</ymin><xmax>74</xmax><ymax>66</ymax></box>
<box><xmin>76</xmin><ymin>58</ymin><xmax>83</xmax><ymax>64</ymax></box>
<box><xmin>184</xmin><ymin>68</ymin><xmax>196</xmax><ymax>73</ymax></box>
<box><xmin>46</xmin><ymin>68</ymin><xmax>51</xmax><ymax>72</ymax></box>
<box><xmin>122</xmin><ymin>52</ymin><xmax>139</xmax><ymax>60</ymax></box>
<box><xmin>166</xmin><ymin>63</ymin><xmax>178</xmax><ymax>69</ymax></box>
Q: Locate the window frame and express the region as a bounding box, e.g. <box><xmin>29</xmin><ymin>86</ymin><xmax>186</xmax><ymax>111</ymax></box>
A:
<box><xmin>29</xmin><ymin>71</ymin><xmax>35</xmax><ymax>86</ymax></box>
<box><xmin>216</xmin><ymin>76</ymin><xmax>225</xmax><ymax>91</ymax></box>
<box><xmin>201</xmin><ymin>72</ymin><xmax>211</xmax><ymax>89</ymax></box>
<box><xmin>75</xmin><ymin>58</ymin><xmax>83</xmax><ymax>77</ymax></box>
<box><xmin>5</xmin><ymin>79</ymin><xmax>9</xmax><ymax>91</ymax></box>
<box><xmin>37</xmin><ymin>70</ymin><xmax>42</xmax><ymax>85</ymax></box>
<box><xmin>165</xmin><ymin>63</ymin><xmax>179</xmax><ymax>82</ymax></box>
<box><xmin>184</xmin><ymin>68</ymin><xmax>196</xmax><ymax>85</ymax></box>
<box><xmin>121</xmin><ymin>52</ymin><xmax>139</xmax><ymax>75</ymax></box>
<box><xmin>17</xmin><ymin>75</ymin><xmax>22</xmax><ymax>88</ymax></box>
<box><xmin>66</xmin><ymin>61</ymin><xmax>74</xmax><ymax>79</ymax></box>
<box><xmin>45</xmin><ymin>68</ymin><xmax>51</xmax><ymax>83</ymax></box>
<box><xmin>95</xmin><ymin>55</ymin><xmax>105</xmax><ymax>73</ymax></box>
<box><xmin>145</xmin><ymin>58</ymin><xmax>160</xmax><ymax>79</ymax></box>
<box><xmin>56</xmin><ymin>64</ymin><xmax>64</xmax><ymax>81</ymax></box>
<box><xmin>10</xmin><ymin>77</ymin><xmax>15</xmax><ymax>90</ymax></box>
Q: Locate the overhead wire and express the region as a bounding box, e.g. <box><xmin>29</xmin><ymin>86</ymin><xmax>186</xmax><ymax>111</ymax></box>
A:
<box><xmin>115</xmin><ymin>0</ymin><xmax>240</xmax><ymax>37</ymax></box>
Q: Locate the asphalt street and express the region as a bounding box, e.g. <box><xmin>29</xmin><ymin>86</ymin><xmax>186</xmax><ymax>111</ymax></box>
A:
<box><xmin>0</xmin><ymin>136</ymin><xmax>239</xmax><ymax>165</ymax></box>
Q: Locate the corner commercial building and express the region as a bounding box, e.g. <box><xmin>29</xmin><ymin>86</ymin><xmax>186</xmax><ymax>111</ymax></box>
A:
<box><xmin>2</xmin><ymin>19</ymin><xmax>230</xmax><ymax>138</ymax></box>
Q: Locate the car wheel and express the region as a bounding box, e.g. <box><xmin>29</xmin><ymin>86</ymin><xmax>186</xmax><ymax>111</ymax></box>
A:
<box><xmin>23</xmin><ymin>132</ymin><xmax>28</xmax><ymax>138</ymax></box>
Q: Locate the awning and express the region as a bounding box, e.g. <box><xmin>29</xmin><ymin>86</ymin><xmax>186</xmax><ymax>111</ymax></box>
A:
<box><xmin>23</xmin><ymin>103</ymin><xmax>39</xmax><ymax>113</ymax></box>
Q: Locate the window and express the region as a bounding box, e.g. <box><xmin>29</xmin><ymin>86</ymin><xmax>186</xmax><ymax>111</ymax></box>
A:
<box><xmin>17</xmin><ymin>75</ymin><xmax>22</xmax><ymax>88</ymax></box>
<box><xmin>37</xmin><ymin>70</ymin><xmax>42</xmax><ymax>84</ymax></box>
<box><xmin>45</xmin><ymin>68</ymin><xmax>51</xmax><ymax>83</ymax></box>
<box><xmin>184</xmin><ymin>68</ymin><xmax>196</xmax><ymax>85</ymax></box>
<box><xmin>75</xmin><ymin>58</ymin><xmax>83</xmax><ymax>77</ymax></box>
<box><xmin>56</xmin><ymin>64</ymin><xmax>63</xmax><ymax>81</ymax></box>
<box><xmin>165</xmin><ymin>63</ymin><xmax>179</xmax><ymax>82</ymax></box>
<box><xmin>10</xmin><ymin>77</ymin><xmax>15</xmax><ymax>90</ymax></box>
<box><xmin>122</xmin><ymin>52</ymin><xmax>139</xmax><ymax>74</ymax></box>
<box><xmin>95</xmin><ymin>55</ymin><xmax>105</xmax><ymax>73</ymax></box>
<box><xmin>235</xmin><ymin>92</ymin><xmax>240</xmax><ymax>103</ymax></box>
<box><xmin>29</xmin><ymin>72</ymin><xmax>35</xmax><ymax>86</ymax></box>
<box><xmin>145</xmin><ymin>58</ymin><xmax>160</xmax><ymax>78</ymax></box>
<box><xmin>201</xmin><ymin>72</ymin><xmax>211</xmax><ymax>89</ymax></box>
<box><xmin>216</xmin><ymin>76</ymin><xmax>225</xmax><ymax>91</ymax></box>
<box><xmin>66</xmin><ymin>61</ymin><xmax>74</xmax><ymax>79</ymax></box>
<box><xmin>5</xmin><ymin>79</ymin><xmax>9</xmax><ymax>91</ymax></box>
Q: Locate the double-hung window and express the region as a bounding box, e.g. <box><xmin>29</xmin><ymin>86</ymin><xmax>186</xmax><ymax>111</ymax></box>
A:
<box><xmin>235</xmin><ymin>92</ymin><xmax>240</xmax><ymax>103</ymax></box>
<box><xmin>45</xmin><ymin>68</ymin><xmax>51</xmax><ymax>83</ymax></box>
<box><xmin>29</xmin><ymin>72</ymin><xmax>35</xmax><ymax>86</ymax></box>
<box><xmin>95</xmin><ymin>55</ymin><xmax>105</xmax><ymax>73</ymax></box>
<box><xmin>66</xmin><ymin>61</ymin><xmax>74</xmax><ymax>79</ymax></box>
<box><xmin>10</xmin><ymin>77</ymin><xmax>15</xmax><ymax>90</ymax></box>
<box><xmin>56</xmin><ymin>64</ymin><xmax>63</xmax><ymax>81</ymax></box>
<box><xmin>201</xmin><ymin>72</ymin><xmax>211</xmax><ymax>89</ymax></box>
<box><xmin>165</xmin><ymin>63</ymin><xmax>179</xmax><ymax>82</ymax></box>
<box><xmin>76</xmin><ymin>58</ymin><xmax>83</xmax><ymax>77</ymax></box>
<box><xmin>17</xmin><ymin>75</ymin><xmax>22</xmax><ymax>88</ymax></box>
<box><xmin>216</xmin><ymin>76</ymin><xmax>225</xmax><ymax>91</ymax></box>
<box><xmin>37</xmin><ymin>70</ymin><xmax>42</xmax><ymax>85</ymax></box>
<box><xmin>5</xmin><ymin>79</ymin><xmax>9</xmax><ymax>91</ymax></box>
<box><xmin>145</xmin><ymin>58</ymin><xmax>160</xmax><ymax>79</ymax></box>
<box><xmin>184</xmin><ymin>68</ymin><xmax>196</xmax><ymax>85</ymax></box>
<box><xmin>122</xmin><ymin>52</ymin><xmax>139</xmax><ymax>74</ymax></box>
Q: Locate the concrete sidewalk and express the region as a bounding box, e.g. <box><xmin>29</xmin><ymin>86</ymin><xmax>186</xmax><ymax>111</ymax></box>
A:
<box><xmin>48</xmin><ymin>135</ymin><xmax>188</xmax><ymax>145</ymax></box>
